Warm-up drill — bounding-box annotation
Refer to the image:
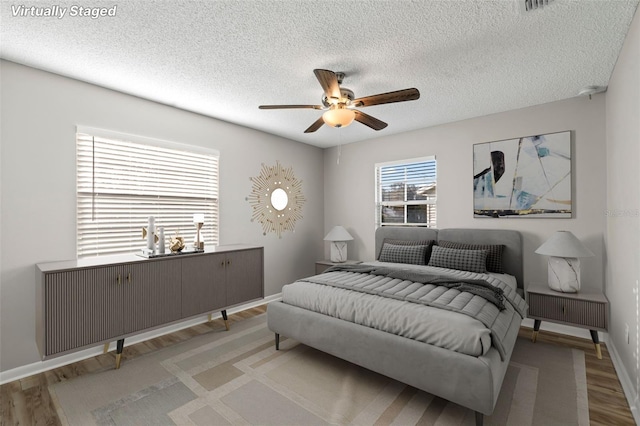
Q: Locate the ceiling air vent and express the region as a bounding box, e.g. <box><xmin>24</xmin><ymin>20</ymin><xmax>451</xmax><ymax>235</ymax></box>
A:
<box><xmin>519</xmin><ymin>0</ymin><xmax>555</xmax><ymax>13</ymax></box>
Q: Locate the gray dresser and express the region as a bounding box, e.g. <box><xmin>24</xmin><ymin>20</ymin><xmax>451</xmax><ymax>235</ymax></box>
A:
<box><xmin>36</xmin><ymin>244</ymin><xmax>263</xmax><ymax>367</ymax></box>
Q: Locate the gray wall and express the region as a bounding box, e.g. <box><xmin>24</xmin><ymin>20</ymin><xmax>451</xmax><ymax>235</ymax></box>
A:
<box><xmin>0</xmin><ymin>60</ymin><xmax>325</xmax><ymax>372</ymax></box>
<box><xmin>324</xmin><ymin>95</ymin><xmax>607</xmax><ymax>292</ymax></box>
<box><xmin>605</xmin><ymin>7</ymin><xmax>640</xmax><ymax>415</ymax></box>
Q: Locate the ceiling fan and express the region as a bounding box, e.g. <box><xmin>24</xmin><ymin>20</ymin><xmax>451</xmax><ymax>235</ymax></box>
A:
<box><xmin>259</xmin><ymin>69</ymin><xmax>420</xmax><ymax>133</ymax></box>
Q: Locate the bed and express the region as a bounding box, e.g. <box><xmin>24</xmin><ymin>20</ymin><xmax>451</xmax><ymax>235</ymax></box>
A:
<box><xmin>267</xmin><ymin>227</ymin><xmax>527</xmax><ymax>425</ymax></box>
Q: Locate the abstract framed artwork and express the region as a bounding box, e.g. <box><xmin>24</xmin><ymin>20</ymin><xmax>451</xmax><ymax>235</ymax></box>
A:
<box><xmin>473</xmin><ymin>131</ymin><xmax>572</xmax><ymax>218</ymax></box>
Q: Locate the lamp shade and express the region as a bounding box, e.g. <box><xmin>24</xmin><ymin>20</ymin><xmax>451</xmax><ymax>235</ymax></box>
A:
<box><xmin>322</xmin><ymin>108</ymin><xmax>355</xmax><ymax>128</ymax></box>
<box><xmin>535</xmin><ymin>231</ymin><xmax>594</xmax><ymax>258</ymax></box>
<box><xmin>324</xmin><ymin>226</ymin><xmax>353</xmax><ymax>242</ymax></box>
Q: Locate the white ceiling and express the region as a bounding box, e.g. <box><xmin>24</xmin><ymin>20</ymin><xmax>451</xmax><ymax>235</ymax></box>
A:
<box><xmin>1</xmin><ymin>0</ymin><xmax>638</xmax><ymax>148</ymax></box>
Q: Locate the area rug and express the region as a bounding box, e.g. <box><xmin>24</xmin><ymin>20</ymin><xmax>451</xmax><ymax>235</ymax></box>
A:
<box><xmin>50</xmin><ymin>314</ymin><xmax>589</xmax><ymax>425</ymax></box>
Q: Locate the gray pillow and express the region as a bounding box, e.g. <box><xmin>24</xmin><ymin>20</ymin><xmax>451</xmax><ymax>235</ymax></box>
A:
<box><xmin>379</xmin><ymin>243</ymin><xmax>429</xmax><ymax>265</ymax></box>
<box><xmin>377</xmin><ymin>238</ymin><xmax>435</xmax><ymax>262</ymax></box>
<box><xmin>428</xmin><ymin>245</ymin><xmax>488</xmax><ymax>273</ymax></box>
<box><xmin>437</xmin><ymin>240</ymin><xmax>504</xmax><ymax>273</ymax></box>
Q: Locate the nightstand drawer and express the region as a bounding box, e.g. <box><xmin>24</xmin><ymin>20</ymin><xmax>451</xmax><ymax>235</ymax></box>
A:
<box><xmin>528</xmin><ymin>293</ymin><xmax>607</xmax><ymax>330</ymax></box>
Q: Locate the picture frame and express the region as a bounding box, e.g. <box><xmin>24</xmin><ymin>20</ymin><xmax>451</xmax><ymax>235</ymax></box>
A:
<box><xmin>473</xmin><ymin>130</ymin><xmax>572</xmax><ymax>218</ymax></box>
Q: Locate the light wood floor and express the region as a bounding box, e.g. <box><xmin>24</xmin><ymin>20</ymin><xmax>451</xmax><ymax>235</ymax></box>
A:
<box><xmin>0</xmin><ymin>305</ymin><xmax>635</xmax><ymax>425</ymax></box>
<box><xmin>516</xmin><ymin>326</ymin><xmax>636</xmax><ymax>425</ymax></box>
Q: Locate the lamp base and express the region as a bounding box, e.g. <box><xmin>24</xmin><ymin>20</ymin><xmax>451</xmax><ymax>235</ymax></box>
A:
<box><xmin>330</xmin><ymin>241</ymin><xmax>348</xmax><ymax>263</ymax></box>
<box><xmin>547</xmin><ymin>256</ymin><xmax>581</xmax><ymax>293</ymax></box>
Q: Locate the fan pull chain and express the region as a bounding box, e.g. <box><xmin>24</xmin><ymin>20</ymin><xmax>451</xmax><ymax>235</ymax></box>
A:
<box><xmin>337</xmin><ymin>129</ymin><xmax>342</xmax><ymax>165</ymax></box>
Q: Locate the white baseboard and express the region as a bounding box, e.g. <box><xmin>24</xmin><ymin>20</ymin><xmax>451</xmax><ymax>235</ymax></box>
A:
<box><xmin>606</xmin><ymin>339</ymin><xmax>640</xmax><ymax>425</ymax></box>
<box><xmin>0</xmin><ymin>294</ymin><xmax>282</xmax><ymax>385</ymax></box>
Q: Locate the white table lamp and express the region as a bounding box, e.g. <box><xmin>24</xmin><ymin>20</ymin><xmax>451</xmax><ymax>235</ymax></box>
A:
<box><xmin>535</xmin><ymin>231</ymin><xmax>594</xmax><ymax>293</ymax></box>
<box><xmin>324</xmin><ymin>226</ymin><xmax>353</xmax><ymax>263</ymax></box>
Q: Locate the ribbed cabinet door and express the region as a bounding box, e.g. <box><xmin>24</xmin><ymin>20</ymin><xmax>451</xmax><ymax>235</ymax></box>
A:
<box><xmin>123</xmin><ymin>259</ymin><xmax>182</xmax><ymax>334</ymax></box>
<box><xmin>181</xmin><ymin>253</ymin><xmax>226</xmax><ymax>317</ymax></box>
<box><xmin>45</xmin><ymin>266</ymin><xmax>123</xmax><ymax>356</ymax></box>
<box><xmin>226</xmin><ymin>248</ymin><xmax>264</xmax><ymax>306</ymax></box>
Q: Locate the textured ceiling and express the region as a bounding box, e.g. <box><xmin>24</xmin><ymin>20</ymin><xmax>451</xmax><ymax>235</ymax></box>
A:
<box><xmin>1</xmin><ymin>0</ymin><xmax>638</xmax><ymax>148</ymax></box>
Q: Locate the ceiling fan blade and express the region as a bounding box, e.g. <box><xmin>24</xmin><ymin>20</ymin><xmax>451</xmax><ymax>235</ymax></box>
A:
<box><xmin>353</xmin><ymin>88</ymin><xmax>420</xmax><ymax>108</ymax></box>
<box><xmin>354</xmin><ymin>110</ymin><xmax>388</xmax><ymax>131</ymax></box>
<box><xmin>313</xmin><ymin>69</ymin><xmax>341</xmax><ymax>100</ymax></box>
<box><xmin>259</xmin><ymin>104</ymin><xmax>323</xmax><ymax>110</ymax></box>
<box><xmin>304</xmin><ymin>116</ymin><xmax>325</xmax><ymax>133</ymax></box>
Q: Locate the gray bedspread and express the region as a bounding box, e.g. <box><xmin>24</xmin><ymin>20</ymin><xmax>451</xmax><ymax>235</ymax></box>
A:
<box><xmin>303</xmin><ymin>265</ymin><xmax>527</xmax><ymax>360</ymax></box>
<box><xmin>326</xmin><ymin>264</ymin><xmax>507</xmax><ymax>310</ymax></box>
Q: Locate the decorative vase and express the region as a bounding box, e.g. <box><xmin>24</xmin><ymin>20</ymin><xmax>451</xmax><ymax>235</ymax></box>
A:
<box><xmin>146</xmin><ymin>216</ymin><xmax>155</xmax><ymax>254</ymax></box>
<box><xmin>157</xmin><ymin>227</ymin><xmax>165</xmax><ymax>254</ymax></box>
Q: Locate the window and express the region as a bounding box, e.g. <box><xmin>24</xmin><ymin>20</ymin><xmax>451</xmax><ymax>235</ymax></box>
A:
<box><xmin>375</xmin><ymin>156</ymin><xmax>437</xmax><ymax>227</ymax></box>
<box><xmin>76</xmin><ymin>128</ymin><xmax>219</xmax><ymax>258</ymax></box>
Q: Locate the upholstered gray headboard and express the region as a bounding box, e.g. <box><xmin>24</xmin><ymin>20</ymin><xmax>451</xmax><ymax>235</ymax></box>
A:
<box><xmin>374</xmin><ymin>227</ymin><xmax>523</xmax><ymax>289</ymax></box>
<box><xmin>375</xmin><ymin>226</ymin><xmax>438</xmax><ymax>259</ymax></box>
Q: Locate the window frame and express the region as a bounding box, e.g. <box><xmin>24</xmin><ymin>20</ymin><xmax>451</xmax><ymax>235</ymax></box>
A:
<box><xmin>375</xmin><ymin>156</ymin><xmax>437</xmax><ymax>228</ymax></box>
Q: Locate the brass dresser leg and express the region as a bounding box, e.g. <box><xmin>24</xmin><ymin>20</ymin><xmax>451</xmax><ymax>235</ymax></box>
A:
<box><xmin>594</xmin><ymin>343</ymin><xmax>602</xmax><ymax>359</ymax></box>
<box><xmin>222</xmin><ymin>310</ymin><xmax>229</xmax><ymax>331</ymax></box>
<box><xmin>532</xmin><ymin>319</ymin><xmax>541</xmax><ymax>343</ymax></box>
<box><xmin>590</xmin><ymin>330</ymin><xmax>603</xmax><ymax>360</ymax></box>
<box><xmin>115</xmin><ymin>338</ymin><xmax>125</xmax><ymax>369</ymax></box>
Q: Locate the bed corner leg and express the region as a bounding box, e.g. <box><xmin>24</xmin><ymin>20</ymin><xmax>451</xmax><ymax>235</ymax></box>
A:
<box><xmin>275</xmin><ymin>333</ymin><xmax>280</xmax><ymax>350</ymax></box>
<box><xmin>475</xmin><ymin>411</ymin><xmax>484</xmax><ymax>426</ymax></box>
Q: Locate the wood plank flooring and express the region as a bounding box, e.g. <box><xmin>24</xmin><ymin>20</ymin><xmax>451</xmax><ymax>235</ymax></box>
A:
<box><xmin>0</xmin><ymin>305</ymin><xmax>634</xmax><ymax>425</ymax></box>
<box><xmin>517</xmin><ymin>326</ymin><xmax>636</xmax><ymax>425</ymax></box>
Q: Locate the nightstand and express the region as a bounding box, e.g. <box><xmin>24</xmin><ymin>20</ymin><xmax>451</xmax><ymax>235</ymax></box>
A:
<box><xmin>315</xmin><ymin>259</ymin><xmax>362</xmax><ymax>274</ymax></box>
<box><xmin>526</xmin><ymin>282</ymin><xmax>609</xmax><ymax>359</ymax></box>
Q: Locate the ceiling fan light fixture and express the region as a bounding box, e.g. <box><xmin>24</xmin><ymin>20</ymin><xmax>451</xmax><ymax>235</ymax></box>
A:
<box><xmin>578</xmin><ymin>85</ymin><xmax>606</xmax><ymax>99</ymax></box>
<box><xmin>323</xmin><ymin>107</ymin><xmax>355</xmax><ymax>128</ymax></box>
<box><xmin>259</xmin><ymin>69</ymin><xmax>419</xmax><ymax>133</ymax></box>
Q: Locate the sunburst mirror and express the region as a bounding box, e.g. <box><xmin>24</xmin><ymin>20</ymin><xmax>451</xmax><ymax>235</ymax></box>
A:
<box><xmin>247</xmin><ymin>162</ymin><xmax>305</xmax><ymax>238</ymax></box>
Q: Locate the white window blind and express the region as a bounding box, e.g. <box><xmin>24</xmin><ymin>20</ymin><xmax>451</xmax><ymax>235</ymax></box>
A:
<box><xmin>375</xmin><ymin>156</ymin><xmax>437</xmax><ymax>227</ymax></box>
<box><xmin>77</xmin><ymin>131</ymin><xmax>219</xmax><ymax>258</ymax></box>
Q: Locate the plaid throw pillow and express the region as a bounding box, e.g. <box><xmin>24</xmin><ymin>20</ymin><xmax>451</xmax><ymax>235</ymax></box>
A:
<box><xmin>428</xmin><ymin>246</ymin><xmax>488</xmax><ymax>273</ymax></box>
<box><xmin>437</xmin><ymin>241</ymin><xmax>505</xmax><ymax>273</ymax></box>
<box><xmin>377</xmin><ymin>239</ymin><xmax>435</xmax><ymax>262</ymax></box>
<box><xmin>379</xmin><ymin>243</ymin><xmax>429</xmax><ymax>265</ymax></box>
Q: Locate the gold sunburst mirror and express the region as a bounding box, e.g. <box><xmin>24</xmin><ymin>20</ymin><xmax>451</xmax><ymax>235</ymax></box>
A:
<box><xmin>247</xmin><ymin>162</ymin><xmax>305</xmax><ymax>238</ymax></box>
